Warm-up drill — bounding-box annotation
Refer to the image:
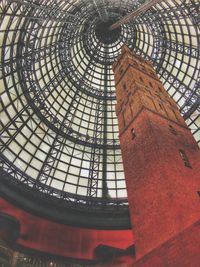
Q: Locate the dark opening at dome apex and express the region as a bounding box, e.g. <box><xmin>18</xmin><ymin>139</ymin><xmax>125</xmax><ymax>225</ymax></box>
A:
<box><xmin>95</xmin><ymin>20</ymin><xmax>121</xmax><ymax>44</ymax></box>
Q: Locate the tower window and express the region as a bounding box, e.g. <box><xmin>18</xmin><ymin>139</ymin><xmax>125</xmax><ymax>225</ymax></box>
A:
<box><xmin>169</xmin><ymin>125</ymin><xmax>177</xmax><ymax>135</ymax></box>
<box><xmin>179</xmin><ymin>149</ymin><xmax>191</xmax><ymax>168</ymax></box>
<box><xmin>197</xmin><ymin>191</ymin><xmax>200</xmax><ymax>197</ymax></box>
<box><xmin>172</xmin><ymin>109</ymin><xmax>178</xmax><ymax>122</ymax></box>
<box><xmin>150</xmin><ymin>71</ymin><xmax>154</xmax><ymax>76</ymax></box>
<box><xmin>159</xmin><ymin>103</ymin><xmax>163</xmax><ymax>110</ymax></box>
<box><xmin>139</xmin><ymin>77</ymin><xmax>144</xmax><ymax>83</ymax></box>
<box><xmin>131</xmin><ymin>128</ymin><xmax>136</xmax><ymax>139</ymax></box>
<box><xmin>149</xmin><ymin>82</ymin><xmax>153</xmax><ymax>87</ymax></box>
<box><xmin>120</xmin><ymin>68</ymin><xmax>123</xmax><ymax>75</ymax></box>
<box><xmin>123</xmin><ymin>84</ymin><xmax>127</xmax><ymax>90</ymax></box>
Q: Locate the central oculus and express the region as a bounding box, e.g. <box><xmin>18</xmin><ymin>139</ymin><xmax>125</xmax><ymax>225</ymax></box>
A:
<box><xmin>95</xmin><ymin>20</ymin><xmax>121</xmax><ymax>45</ymax></box>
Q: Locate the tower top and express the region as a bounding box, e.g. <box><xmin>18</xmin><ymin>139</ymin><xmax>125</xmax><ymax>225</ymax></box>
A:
<box><xmin>113</xmin><ymin>44</ymin><xmax>153</xmax><ymax>71</ymax></box>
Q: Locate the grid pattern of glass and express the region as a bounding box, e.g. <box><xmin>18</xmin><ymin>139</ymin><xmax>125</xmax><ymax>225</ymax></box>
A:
<box><xmin>0</xmin><ymin>0</ymin><xmax>199</xmax><ymax>209</ymax></box>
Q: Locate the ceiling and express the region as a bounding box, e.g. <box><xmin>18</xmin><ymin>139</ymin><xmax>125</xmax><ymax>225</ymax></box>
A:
<box><xmin>0</xmin><ymin>0</ymin><xmax>199</xmax><ymax>226</ymax></box>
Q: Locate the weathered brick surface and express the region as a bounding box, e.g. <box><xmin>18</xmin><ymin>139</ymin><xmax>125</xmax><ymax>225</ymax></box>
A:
<box><xmin>120</xmin><ymin>110</ymin><xmax>200</xmax><ymax>259</ymax></box>
<box><xmin>113</xmin><ymin>45</ymin><xmax>200</xmax><ymax>261</ymax></box>
<box><xmin>132</xmin><ymin>221</ymin><xmax>200</xmax><ymax>267</ymax></box>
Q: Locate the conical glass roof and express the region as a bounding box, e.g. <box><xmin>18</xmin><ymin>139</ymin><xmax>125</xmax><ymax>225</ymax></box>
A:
<box><xmin>0</xmin><ymin>0</ymin><xmax>199</xmax><ymax>223</ymax></box>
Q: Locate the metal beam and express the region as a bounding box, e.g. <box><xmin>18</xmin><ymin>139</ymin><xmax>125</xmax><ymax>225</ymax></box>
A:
<box><xmin>8</xmin><ymin>0</ymin><xmax>75</xmax><ymax>24</ymax></box>
<box><xmin>110</xmin><ymin>0</ymin><xmax>162</xmax><ymax>30</ymax></box>
<box><xmin>0</xmin><ymin>157</ymin><xmax>130</xmax><ymax>229</ymax></box>
<box><xmin>183</xmin><ymin>98</ymin><xmax>200</xmax><ymax>120</ymax></box>
<box><xmin>102</xmin><ymin>47</ymin><xmax>109</xmax><ymax>199</ymax></box>
<box><xmin>92</xmin><ymin>0</ymin><xmax>108</xmax><ymax>22</ymax></box>
<box><xmin>8</xmin><ymin>0</ymin><xmax>74</xmax><ymax>17</ymax></box>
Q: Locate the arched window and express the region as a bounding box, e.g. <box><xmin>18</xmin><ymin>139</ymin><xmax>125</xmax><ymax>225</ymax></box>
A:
<box><xmin>179</xmin><ymin>149</ymin><xmax>191</xmax><ymax>168</ymax></box>
<box><xmin>150</xmin><ymin>71</ymin><xmax>154</xmax><ymax>76</ymax></box>
<box><xmin>149</xmin><ymin>81</ymin><xmax>153</xmax><ymax>88</ymax></box>
<box><xmin>169</xmin><ymin>125</ymin><xmax>177</xmax><ymax>135</ymax></box>
<box><xmin>131</xmin><ymin>128</ymin><xmax>136</xmax><ymax>139</ymax></box>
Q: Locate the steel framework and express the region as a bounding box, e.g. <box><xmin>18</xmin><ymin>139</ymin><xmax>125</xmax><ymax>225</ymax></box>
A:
<box><xmin>0</xmin><ymin>0</ymin><xmax>199</xmax><ymax>226</ymax></box>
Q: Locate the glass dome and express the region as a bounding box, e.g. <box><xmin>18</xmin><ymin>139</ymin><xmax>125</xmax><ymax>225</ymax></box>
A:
<box><xmin>0</xmin><ymin>0</ymin><xmax>199</xmax><ymax>225</ymax></box>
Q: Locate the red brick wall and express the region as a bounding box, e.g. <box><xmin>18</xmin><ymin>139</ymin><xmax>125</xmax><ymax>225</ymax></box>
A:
<box><xmin>133</xmin><ymin>221</ymin><xmax>200</xmax><ymax>267</ymax></box>
<box><xmin>120</xmin><ymin>110</ymin><xmax>200</xmax><ymax>258</ymax></box>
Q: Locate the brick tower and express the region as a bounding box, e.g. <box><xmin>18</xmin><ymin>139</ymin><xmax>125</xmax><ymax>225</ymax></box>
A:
<box><xmin>113</xmin><ymin>45</ymin><xmax>200</xmax><ymax>265</ymax></box>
